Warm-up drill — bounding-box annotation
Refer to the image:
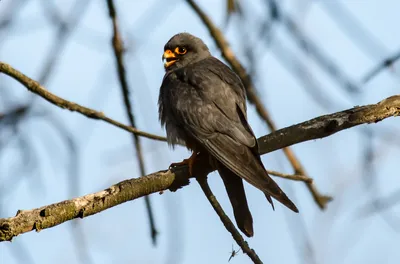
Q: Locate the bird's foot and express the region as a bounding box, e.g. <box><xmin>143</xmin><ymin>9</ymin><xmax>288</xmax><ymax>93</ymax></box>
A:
<box><xmin>169</xmin><ymin>152</ymin><xmax>198</xmax><ymax>176</ymax></box>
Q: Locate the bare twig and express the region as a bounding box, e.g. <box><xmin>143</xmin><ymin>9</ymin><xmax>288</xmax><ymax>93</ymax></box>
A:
<box><xmin>0</xmin><ymin>62</ymin><xmax>167</xmax><ymax>142</ymax></box>
<box><xmin>196</xmin><ymin>176</ymin><xmax>263</xmax><ymax>264</ymax></box>
<box><xmin>1</xmin><ymin>94</ymin><xmax>399</xmax><ymax>242</ymax></box>
<box><xmin>105</xmin><ymin>0</ymin><xmax>157</xmax><ymax>245</ymax></box>
<box><xmin>266</xmin><ymin>170</ymin><xmax>312</xmax><ymax>183</ymax></box>
<box><xmin>185</xmin><ymin>0</ymin><xmax>331</xmax><ymax>209</ymax></box>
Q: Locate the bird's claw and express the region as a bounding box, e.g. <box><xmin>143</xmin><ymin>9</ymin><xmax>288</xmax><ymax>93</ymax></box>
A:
<box><xmin>169</xmin><ymin>152</ymin><xmax>198</xmax><ymax>176</ymax></box>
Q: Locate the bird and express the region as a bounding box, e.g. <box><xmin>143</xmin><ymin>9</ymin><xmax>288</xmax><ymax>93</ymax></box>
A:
<box><xmin>158</xmin><ymin>33</ymin><xmax>298</xmax><ymax>237</ymax></box>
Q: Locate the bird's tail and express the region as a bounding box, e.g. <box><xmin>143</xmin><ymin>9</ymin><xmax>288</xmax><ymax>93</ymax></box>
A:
<box><xmin>217</xmin><ymin>163</ymin><xmax>254</xmax><ymax>237</ymax></box>
<box><xmin>199</xmin><ymin>133</ymin><xmax>298</xmax><ymax>214</ymax></box>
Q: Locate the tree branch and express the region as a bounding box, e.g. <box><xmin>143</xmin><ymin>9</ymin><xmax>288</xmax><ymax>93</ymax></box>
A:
<box><xmin>0</xmin><ymin>61</ymin><xmax>167</xmax><ymax>142</ymax></box>
<box><xmin>196</xmin><ymin>176</ymin><xmax>263</xmax><ymax>264</ymax></box>
<box><xmin>266</xmin><ymin>170</ymin><xmax>312</xmax><ymax>183</ymax></box>
<box><xmin>0</xmin><ymin>169</ymin><xmax>182</xmax><ymax>242</ymax></box>
<box><xmin>1</xmin><ymin>94</ymin><xmax>399</xmax><ymax>242</ymax></box>
<box><xmin>258</xmin><ymin>95</ymin><xmax>400</xmax><ymax>153</ymax></box>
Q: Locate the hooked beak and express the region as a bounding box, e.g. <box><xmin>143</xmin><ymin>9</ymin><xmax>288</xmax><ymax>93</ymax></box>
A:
<box><xmin>162</xmin><ymin>49</ymin><xmax>177</xmax><ymax>68</ymax></box>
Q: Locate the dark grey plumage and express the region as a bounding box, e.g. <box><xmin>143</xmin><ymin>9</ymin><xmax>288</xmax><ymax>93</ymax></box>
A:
<box><xmin>159</xmin><ymin>33</ymin><xmax>298</xmax><ymax>237</ymax></box>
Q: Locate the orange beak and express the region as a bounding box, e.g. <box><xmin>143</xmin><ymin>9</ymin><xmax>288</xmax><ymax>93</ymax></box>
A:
<box><xmin>162</xmin><ymin>49</ymin><xmax>177</xmax><ymax>68</ymax></box>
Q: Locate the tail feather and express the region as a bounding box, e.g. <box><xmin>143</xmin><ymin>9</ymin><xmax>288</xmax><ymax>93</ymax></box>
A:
<box><xmin>265</xmin><ymin>194</ymin><xmax>275</xmax><ymax>210</ymax></box>
<box><xmin>217</xmin><ymin>163</ymin><xmax>254</xmax><ymax>237</ymax></box>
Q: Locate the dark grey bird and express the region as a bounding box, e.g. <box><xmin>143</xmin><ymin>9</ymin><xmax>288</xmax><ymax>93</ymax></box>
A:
<box><xmin>158</xmin><ymin>33</ymin><xmax>298</xmax><ymax>237</ymax></box>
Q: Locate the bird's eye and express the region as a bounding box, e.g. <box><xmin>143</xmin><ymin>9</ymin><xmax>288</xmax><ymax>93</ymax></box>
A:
<box><xmin>175</xmin><ymin>47</ymin><xmax>187</xmax><ymax>55</ymax></box>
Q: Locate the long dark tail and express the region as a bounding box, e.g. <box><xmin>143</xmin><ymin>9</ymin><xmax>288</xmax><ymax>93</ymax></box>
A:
<box><xmin>217</xmin><ymin>163</ymin><xmax>254</xmax><ymax>237</ymax></box>
<box><xmin>200</xmin><ymin>133</ymin><xmax>298</xmax><ymax>214</ymax></box>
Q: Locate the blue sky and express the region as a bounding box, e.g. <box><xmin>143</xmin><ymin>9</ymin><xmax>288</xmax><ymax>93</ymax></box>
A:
<box><xmin>1</xmin><ymin>0</ymin><xmax>400</xmax><ymax>263</ymax></box>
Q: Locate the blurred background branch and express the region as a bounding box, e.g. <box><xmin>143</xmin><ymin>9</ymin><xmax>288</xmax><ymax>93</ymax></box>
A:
<box><xmin>105</xmin><ymin>0</ymin><xmax>157</xmax><ymax>245</ymax></box>
<box><xmin>1</xmin><ymin>0</ymin><xmax>400</xmax><ymax>263</ymax></box>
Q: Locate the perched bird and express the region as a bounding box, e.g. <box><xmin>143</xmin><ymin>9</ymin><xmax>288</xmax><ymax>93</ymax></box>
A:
<box><xmin>158</xmin><ymin>33</ymin><xmax>298</xmax><ymax>237</ymax></box>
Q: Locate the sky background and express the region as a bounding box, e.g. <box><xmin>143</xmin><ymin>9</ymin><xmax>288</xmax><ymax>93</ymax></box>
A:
<box><xmin>1</xmin><ymin>0</ymin><xmax>400</xmax><ymax>263</ymax></box>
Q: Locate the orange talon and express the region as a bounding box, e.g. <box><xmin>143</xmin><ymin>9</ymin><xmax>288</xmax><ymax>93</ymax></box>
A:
<box><xmin>169</xmin><ymin>152</ymin><xmax>198</xmax><ymax>176</ymax></box>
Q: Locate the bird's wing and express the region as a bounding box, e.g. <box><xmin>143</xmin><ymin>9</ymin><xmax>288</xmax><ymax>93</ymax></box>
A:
<box><xmin>171</xmin><ymin>57</ymin><xmax>298</xmax><ymax>212</ymax></box>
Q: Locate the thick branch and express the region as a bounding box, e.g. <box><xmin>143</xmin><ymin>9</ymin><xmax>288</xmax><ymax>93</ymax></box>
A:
<box><xmin>0</xmin><ymin>167</ymin><xmax>188</xmax><ymax>242</ymax></box>
<box><xmin>258</xmin><ymin>95</ymin><xmax>400</xmax><ymax>154</ymax></box>
<box><xmin>0</xmin><ymin>62</ymin><xmax>167</xmax><ymax>142</ymax></box>
<box><xmin>1</xmin><ymin>95</ymin><xmax>398</xmax><ymax>242</ymax></box>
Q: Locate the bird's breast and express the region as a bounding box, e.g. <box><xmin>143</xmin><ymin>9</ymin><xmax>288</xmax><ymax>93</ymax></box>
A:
<box><xmin>160</xmin><ymin>72</ymin><xmax>202</xmax><ymax>151</ymax></box>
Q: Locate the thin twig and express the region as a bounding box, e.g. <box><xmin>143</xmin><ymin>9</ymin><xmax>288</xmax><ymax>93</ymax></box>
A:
<box><xmin>196</xmin><ymin>176</ymin><xmax>263</xmax><ymax>264</ymax></box>
<box><xmin>266</xmin><ymin>170</ymin><xmax>312</xmax><ymax>183</ymax></box>
<box><xmin>105</xmin><ymin>0</ymin><xmax>157</xmax><ymax>245</ymax></box>
<box><xmin>1</xmin><ymin>94</ymin><xmax>399</xmax><ymax>242</ymax></box>
<box><xmin>185</xmin><ymin>0</ymin><xmax>331</xmax><ymax>209</ymax></box>
<box><xmin>0</xmin><ymin>61</ymin><xmax>167</xmax><ymax>142</ymax></box>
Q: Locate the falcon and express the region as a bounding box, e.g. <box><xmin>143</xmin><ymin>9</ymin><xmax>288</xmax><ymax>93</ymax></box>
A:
<box><xmin>159</xmin><ymin>33</ymin><xmax>298</xmax><ymax>237</ymax></box>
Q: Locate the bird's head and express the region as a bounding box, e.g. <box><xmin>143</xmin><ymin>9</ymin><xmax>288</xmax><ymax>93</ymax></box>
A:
<box><xmin>162</xmin><ymin>33</ymin><xmax>211</xmax><ymax>71</ymax></box>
